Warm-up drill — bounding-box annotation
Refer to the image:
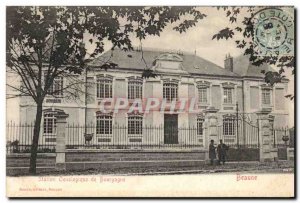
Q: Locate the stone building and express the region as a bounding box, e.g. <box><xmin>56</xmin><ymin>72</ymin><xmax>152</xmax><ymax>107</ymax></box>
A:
<box><xmin>18</xmin><ymin>48</ymin><xmax>289</xmax><ymax>148</ymax></box>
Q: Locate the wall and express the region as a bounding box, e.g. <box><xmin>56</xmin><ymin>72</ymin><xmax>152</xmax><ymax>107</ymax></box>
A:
<box><xmin>16</xmin><ymin>68</ymin><xmax>290</xmax><ymax>148</ymax></box>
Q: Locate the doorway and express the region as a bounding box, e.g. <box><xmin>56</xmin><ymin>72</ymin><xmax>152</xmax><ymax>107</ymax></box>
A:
<box><xmin>164</xmin><ymin>114</ymin><xmax>178</xmax><ymax>144</ymax></box>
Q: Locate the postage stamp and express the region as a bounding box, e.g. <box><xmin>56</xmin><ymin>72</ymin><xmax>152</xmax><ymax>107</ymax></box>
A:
<box><xmin>5</xmin><ymin>5</ymin><xmax>295</xmax><ymax>198</ymax></box>
<box><xmin>251</xmin><ymin>7</ymin><xmax>294</xmax><ymax>56</ymax></box>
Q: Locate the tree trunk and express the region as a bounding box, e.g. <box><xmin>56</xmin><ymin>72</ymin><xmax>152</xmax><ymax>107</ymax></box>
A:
<box><xmin>29</xmin><ymin>102</ymin><xmax>43</xmax><ymax>174</ymax></box>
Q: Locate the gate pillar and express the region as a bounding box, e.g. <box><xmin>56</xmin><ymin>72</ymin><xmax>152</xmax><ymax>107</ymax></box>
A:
<box><xmin>55</xmin><ymin>110</ymin><xmax>69</xmax><ymax>171</ymax></box>
<box><xmin>256</xmin><ymin>108</ymin><xmax>277</xmax><ymax>162</ymax></box>
<box><xmin>204</xmin><ymin>107</ymin><xmax>219</xmax><ymax>162</ymax></box>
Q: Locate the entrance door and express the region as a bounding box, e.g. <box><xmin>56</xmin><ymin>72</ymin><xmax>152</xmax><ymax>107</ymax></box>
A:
<box><xmin>164</xmin><ymin>114</ymin><xmax>178</xmax><ymax>144</ymax></box>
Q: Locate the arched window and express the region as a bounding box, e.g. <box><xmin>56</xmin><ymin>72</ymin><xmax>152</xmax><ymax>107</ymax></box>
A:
<box><xmin>223</xmin><ymin>115</ymin><xmax>235</xmax><ymax>136</ymax></box>
<box><xmin>128</xmin><ymin>115</ymin><xmax>143</xmax><ymax>135</ymax></box>
<box><xmin>96</xmin><ymin>114</ymin><xmax>112</xmax><ymax>135</ymax></box>
<box><xmin>128</xmin><ymin>77</ymin><xmax>143</xmax><ymax>99</ymax></box>
<box><xmin>43</xmin><ymin>112</ymin><xmax>56</xmax><ymax>136</ymax></box>
<box><xmin>163</xmin><ymin>81</ymin><xmax>178</xmax><ymax>101</ymax></box>
<box><xmin>96</xmin><ymin>75</ymin><xmax>113</xmax><ymax>99</ymax></box>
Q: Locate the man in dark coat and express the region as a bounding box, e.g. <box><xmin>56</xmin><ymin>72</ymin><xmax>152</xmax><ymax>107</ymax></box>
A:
<box><xmin>217</xmin><ymin>139</ymin><xmax>229</xmax><ymax>165</ymax></box>
<box><xmin>209</xmin><ymin>140</ymin><xmax>216</xmax><ymax>165</ymax></box>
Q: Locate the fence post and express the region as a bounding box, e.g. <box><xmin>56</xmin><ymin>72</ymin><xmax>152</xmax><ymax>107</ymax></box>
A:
<box><xmin>287</xmin><ymin>127</ymin><xmax>294</xmax><ymax>160</ymax></box>
<box><xmin>256</xmin><ymin>108</ymin><xmax>277</xmax><ymax>162</ymax></box>
<box><xmin>55</xmin><ymin>110</ymin><xmax>69</xmax><ymax>171</ymax></box>
<box><xmin>204</xmin><ymin>107</ymin><xmax>219</xmax><ymax>163</ymax></box>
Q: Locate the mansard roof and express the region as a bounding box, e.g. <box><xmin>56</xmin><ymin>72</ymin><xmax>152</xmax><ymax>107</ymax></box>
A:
<box><xmin>88</xmin><ymin>48</ymin><xmax>240</xmax><ymax>77</ymax></box>
<box><xmin>232</xmin><ymin>55</ymin><xmax>274</xmax><ymax>78</ymax></box>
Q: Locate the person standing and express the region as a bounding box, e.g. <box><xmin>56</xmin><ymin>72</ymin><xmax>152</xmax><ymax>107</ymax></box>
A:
<box><xmin>217</xmin><ymin>139</ymin><xmax>229</xmax><ymax>165</ymax></box>
<box><xmin>209</xmin><ymin>140</ymin><xmax>216</xmax><ymax>165</ymax></box>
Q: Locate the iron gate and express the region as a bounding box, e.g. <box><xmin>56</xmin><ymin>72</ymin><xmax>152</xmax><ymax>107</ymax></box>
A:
<box><xmin>217</xmin><ymin>116</ymin><xmax>260</xmax><ymax>161</ymax></box>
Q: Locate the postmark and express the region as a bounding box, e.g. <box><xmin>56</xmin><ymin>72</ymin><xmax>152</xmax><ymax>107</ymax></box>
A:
<box><xmin>251</xmin><ymin>7</ymin><xmax>294</xmax><ymax>56</ymax></box>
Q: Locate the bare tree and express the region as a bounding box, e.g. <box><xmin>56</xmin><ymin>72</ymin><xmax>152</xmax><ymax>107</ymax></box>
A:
<box><xmin>6</xmin><ymin>6</ymin><xmax>206</xmax><ymax>174</ymax></box>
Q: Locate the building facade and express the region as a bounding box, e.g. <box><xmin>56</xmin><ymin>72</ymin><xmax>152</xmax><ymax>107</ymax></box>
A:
<box><xmin>18</xmin><ymin>48</ymin><xmax>290</xmax><ymax>149</ymax></box>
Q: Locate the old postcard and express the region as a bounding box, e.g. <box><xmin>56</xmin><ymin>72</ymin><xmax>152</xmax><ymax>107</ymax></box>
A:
<box><xmin>6</xmin><ymin>5</ymin><xmax>295</xmax><ymax>197</ymax></box>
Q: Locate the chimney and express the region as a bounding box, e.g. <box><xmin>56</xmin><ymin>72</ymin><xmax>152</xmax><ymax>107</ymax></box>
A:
<box><xmin>224</xmin><ymin>53</ymin><xmax>233</xmax><ymax>72</ymax></box>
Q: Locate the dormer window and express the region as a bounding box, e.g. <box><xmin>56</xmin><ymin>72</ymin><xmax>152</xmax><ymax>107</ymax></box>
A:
<box><xmin>153</xmin><ymin>53</ymin><xmax>188</xmax><ymax>74</ymax></box>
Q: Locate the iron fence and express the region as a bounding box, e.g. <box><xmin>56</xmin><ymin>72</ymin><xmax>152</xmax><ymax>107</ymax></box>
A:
<box><xmin>7</xmin><ymin>120</ymin><xmax>293</xmax><ymax>154</ymax></box>
<box><xmin>66</xmin><ymin>124</ymin><xmax>205</xmax><ymax>150</ymax></box>
<box><xmin>6</xmin><ymin>122</ymin><xmax>56</xmax><ymax>154</ymax></box>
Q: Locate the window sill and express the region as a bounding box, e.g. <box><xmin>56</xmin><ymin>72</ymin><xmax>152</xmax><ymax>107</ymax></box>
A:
<box><xmin>45</xmin><ymin>98</ymin><xmax>63</xmax><ymax>104</ymax></box>
<box><xmin>128</xmin><ymin>99</ymin><xmax>143</xmax><ymax>104</ymax></box>
<box><xmin>96</xmin><ymin>134</ymin><xmax>112</xmax><ymax>137</ymax></box>
<box><xmin>43</xmin><ymin>134</ymin><xmax>57</xmax><ymax>137</ymax></box>
<box><xmin>198</xmin><ymin>103</ymin><xmax>209</xmax><ymax>106</ymax></box>
<box><xmin>97</xmin><ymin>98</ymin><xmax>113</xmax><ymax>105</ymax></box>
<box><xmin>223</xmin><ymin>103</ymin><xmax>235</xmax><ymax>111</ymax></box>
<box><xmin>223</xmin><ymin>103</ymin><xmax>235</xmax><ymax>106</ymax></box>
<box><xmin>97</xmin><ymin>98</ymin><xmax>113</xmax><ymax>100</ymax></box>
<box><xmin>198</xmin><ymin>103</ymin><xmax>209</xmax><ymax>109</ymax></box>
<box><xmin>261</xmin><ymin>106</ymin><xmax>273</xmax><ymax>111</ymax></box>
<box><xmin>45</xmin><ymin>95</ymin><xmax>64</xmax><ymax>98</ymax></box>
<box><xmin>261</xmin><ymin>104</ymin><xmax>273</xmax><ymax>107</ymax></box>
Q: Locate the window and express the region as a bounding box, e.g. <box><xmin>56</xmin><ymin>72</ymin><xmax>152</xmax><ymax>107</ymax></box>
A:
<box><xmin>223</xmin><ymin>117</ymin><xmax>235</xmax><ymax>136</ymax></box>
<box><xmin>43</xmin><ymin>113</ymin><xmax>56</xmax><ymax>136</ymax></box>
<box><xmin>163</xmin><ymin>82</ymin><xmax>178</xmax><ymax>101</ymax></box>
<box><xmin>47</xmin><ymin>76</ymin><xmax>63</xmax><ymax>97</ymax></box>
<box><xmin>128</xmin><ymin>78</ymin><xmax>143</xmax><ymax>99</ymax></box>
<box><xmin>262</xmin><ymin>88</ymin><xmax>271</xmax><ymax>105</ymax></box>
<box><xmin>197</xmin><ymin>117</ymin><xmax>204</xmax><ymax>135</ymax></box>
<box><xmin>128</xmin><ymin>115</ymin><xmax>143</xmax><ymax>135</ymax></box>
<box><xmin>96</xmin><ymin>115</ymin><xmax>112</xmax><ymax>135</ymax></box>
<box><xmin>198</xmin><ymin>87</ymin><xmax>208</xmax><ymax>103</ymax></box>
<box><xmin>223</xmin><ymin>88</ymin><xmax>233</xmax><ymax>104</ymax></box>
<box><xmin>97</xmin><ymin>76</ymin><xmax>112</xmax><ymax>99</ymax></box>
